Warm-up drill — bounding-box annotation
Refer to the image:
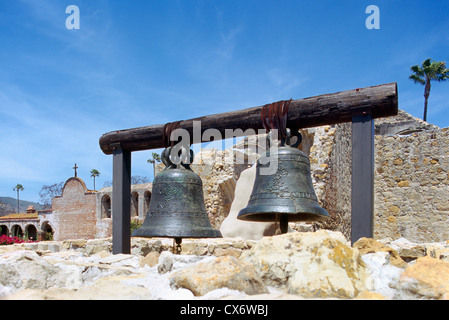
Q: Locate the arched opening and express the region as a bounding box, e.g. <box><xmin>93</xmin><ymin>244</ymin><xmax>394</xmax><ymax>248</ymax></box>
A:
<box><xmin>26</xmin><ymin>224</ymin><xmax>37</xmax><ymax>241</ymax></box>
<box><xmin>131</xmin><ymin>192</ymin><xmax>139</xmax><ymax>218</ymax></box>
<box><xmin>41</xmin><ymin>221</ymin><xmax>54</xmax><ymax>241</ymax></box>
<box><xmin>11</xmin><ymin>225</ymin><xmax>23</xmax><ymax>238</ymax></box>
<box><xmin>144</xmin><ymin>191</ymin><xmax>151</xmax><ymax>215</ymax></box>
<box><xmin>0</xmin><ymin>225</ymin><xmax>9</xmax><ymax>236</ymax></box>
<box><xmin>101</xmin><ymin>194</ymin><xmax>111</xmax><ymax>219</ymax></box>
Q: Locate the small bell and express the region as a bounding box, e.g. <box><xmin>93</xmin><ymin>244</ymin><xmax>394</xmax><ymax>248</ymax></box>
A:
<box><xmin>238</xmin><ymin>129</ymin><xmax>329</xmax><ymax>232</ymax></box>
<box><xmin>132</xmin><ymin>146</ymin><xmax>222</xmax><ymax>253</ymax></box>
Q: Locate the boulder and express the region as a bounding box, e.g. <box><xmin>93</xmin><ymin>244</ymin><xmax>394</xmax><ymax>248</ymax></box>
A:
<box><xmin>394</xmin><ymin>256</ymin><xmax>449</xmax><ymax>299</ymax></box>
<box><xmin>353</xmin><ymin>237</ymin><xmax>407</xmax><ymax>268</ymax></box>
<box><xmin>169</xmin><ymin>255</ymin><xmax>268</xmax><ymax>296</ymax></box>
<box><xmin>240</xmin><ymin>230</ymin><xmax>373</xmax><ymax>298</ymax></box>
<box><xmin>0</xmin><ymin>250</ymin><xmax>67</xmax><ymax>291</ymax></box>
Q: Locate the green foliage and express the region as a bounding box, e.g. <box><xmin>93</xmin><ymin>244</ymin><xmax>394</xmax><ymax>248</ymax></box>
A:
<box><xmin>131</xmin><ymin>219</ymin><xmax>143</xmax><ymax>234</ymax></box>
<box><xmin>409</xmin><ymin>58</ymin><xmax>449</xmax><ymax>84</ymax></box>
<box><xmin>13</xmin><ymin>184</ymin><xmax>24</xmax><ymax>192</ymax></box>
<box><xmin>409</xmin><ymin>58</ymin><xmax>449</xmax><ymax>121</ymax></box>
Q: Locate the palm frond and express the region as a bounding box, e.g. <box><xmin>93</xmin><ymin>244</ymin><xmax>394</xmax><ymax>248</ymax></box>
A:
<box><xmin>409</xmin><ymin>74</ymin><xmax>425</xmax><ymax>85</ymax></box>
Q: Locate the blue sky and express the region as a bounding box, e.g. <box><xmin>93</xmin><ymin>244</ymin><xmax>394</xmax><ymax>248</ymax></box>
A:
<box><xmin>0</xmin><ymin>0</ymin><xmax>448</xmax><ymax>204</ymax></box>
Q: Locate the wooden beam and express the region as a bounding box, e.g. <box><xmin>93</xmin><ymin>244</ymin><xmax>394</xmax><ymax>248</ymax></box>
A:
<box><xmin>99</xmin><ymin>82</ymin><xmax>397</xmax><ymax>154</ymax></box>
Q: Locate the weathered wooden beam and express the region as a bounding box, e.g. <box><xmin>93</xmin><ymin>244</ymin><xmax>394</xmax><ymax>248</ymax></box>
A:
<box><xmin>99</xmin><ymin>82</ymin><xmax>397</xmax><ymax>154</ymax></box>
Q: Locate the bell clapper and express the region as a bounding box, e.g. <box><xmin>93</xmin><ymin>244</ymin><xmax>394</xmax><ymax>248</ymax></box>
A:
<box><xmin>280</xmin><ymin>214</ymin><xmax>288</xmax><ymax>234</ymax></box>
<box><xmin>173</xmin><ymin>237</ymin><xmax>182</xmax><ymax>254</ymax></box>
<box><xmin>274</xmin><ymin>214</ymin><xmax>289</xmax><ymax>235</ymax></box>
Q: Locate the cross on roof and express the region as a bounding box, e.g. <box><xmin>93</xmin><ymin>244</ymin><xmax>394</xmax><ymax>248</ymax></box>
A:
<box><xmin>73</xmin><ymin>163</ymin><xmax>78</xmax><ymax>177</ymax></box>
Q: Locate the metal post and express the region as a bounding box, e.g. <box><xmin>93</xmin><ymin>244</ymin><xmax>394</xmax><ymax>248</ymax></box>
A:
<box><xmin>351</xmin><ymin>113</ymin><xmax>374</xmax><ymax>244</ymax></box>
<box><xmin>112</xmin><ymin>143</ymin><xmax>131</xmax><ymax>254</ymax></box>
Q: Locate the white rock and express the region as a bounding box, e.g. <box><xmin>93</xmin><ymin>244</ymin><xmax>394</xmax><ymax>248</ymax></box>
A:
<box><xmin>0</xmin><ymin>250</ymin><xmax>66</xmax><ymax>292</ymax></box>
<box><xmin>361</xmin><ymin>252</ymin><xmax>403</xmax><ymax>298</ymax></box>
<box><xmin>157</xmin><ymin>251</ymin><xmax>174</xmax><ymax>274</ymax></box>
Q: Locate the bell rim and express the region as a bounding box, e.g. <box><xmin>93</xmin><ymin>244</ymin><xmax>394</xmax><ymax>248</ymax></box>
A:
<box><xmin>131</xmin><ymin>227</ymin><xmax>222</xmax><ymax>239</ymax></box>
<box><xmin>237</xmin><ymin>204</ymin><xmax>329</xmax><ymax>222</ymax></box>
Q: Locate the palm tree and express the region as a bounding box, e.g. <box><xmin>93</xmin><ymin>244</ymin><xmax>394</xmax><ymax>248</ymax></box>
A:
<box><xmin>147</xmin><ymin>152</ymin><xmax>161</xmax><ymax>181</ymax></box>
<box><xmin>90</xmin><ymin>169</ymin><xmax>100</xmax><ymax>190</ymax></box>
<box><xmin>409</xmin><ymin>58</ymin><xmax>449</xmax><ymax>122</ymax></box>
<box><xmin>12</xmin><ymin>184</ymin><xmax>24</xmax><ymax>213</ymax></box>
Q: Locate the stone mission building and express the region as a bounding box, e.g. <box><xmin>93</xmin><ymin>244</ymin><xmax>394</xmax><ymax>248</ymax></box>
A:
<box><xmin>0</xmin><ymin>177</ymin><xmax>152</xmax><ymax>242</ymax></box>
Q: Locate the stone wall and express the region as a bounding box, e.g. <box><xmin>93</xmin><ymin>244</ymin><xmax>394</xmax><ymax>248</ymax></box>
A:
<box><xmin>190</xmin><ymin>149</ymin><xmax>239</xmax><ymax>229</ymax></box>
<box><xmin>283</xmin><ymin>110</ymin><xmax>449</xmax><ymax>243</ymax></box>
<box><xmin>315</xmin><ymin>123</ymin><xmax>352</xmax><ymax>238</ymax></box>
<box><xmin>374</xmin><ymin>127</ymin><xmax>449</xmax><ymax>242</ymax></box>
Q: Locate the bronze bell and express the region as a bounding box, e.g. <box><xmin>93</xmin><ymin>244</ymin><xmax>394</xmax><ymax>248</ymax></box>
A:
<box><xmin>132</xmin><ymin>146</ymin><xmax>222</xmax><ymax>252</ymax></box>
<box><xmin>238</xmin><ymin>129</ymin><xmax>329</xmax><ymax>231</ymax></box>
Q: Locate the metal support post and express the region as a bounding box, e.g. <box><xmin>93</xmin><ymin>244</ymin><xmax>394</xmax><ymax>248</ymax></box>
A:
<box><xmin>112</xmin><ymin>143</ymin><xmax>131</xmax><ymax>254</ymax></box>
<box><xmin>351</xmin><ymin>113</ymin><xmax>374</xmax><ymax>244</ymax></box>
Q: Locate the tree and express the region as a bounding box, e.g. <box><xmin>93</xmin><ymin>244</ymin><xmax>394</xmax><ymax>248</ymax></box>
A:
<box><xmin>409</xmin><ymin>58</ymin><xmax>449</xmax><ymax>122</ymax></box>
<box><xmin>12</xmin><ymin>184</ymin><xmax>24</xmax><ymax>213</ymax></box>
<box><xmin>39</xmin><ymin>182</ymin><xmax>64</xmax><ymax>208</ymax></box>
<box><xmin>102</xmin><ymin>175</ymin><xmax>150</xmax><ymax>188</ymax></box>
<box><xmin>90</xmin><ymin>169</ymin><xmax>100</xmax><ymax>191</ymax></box>
<box><xmin>147</xmin><ymin>152</ymin><xmax>161</xmax><ymax>181</ymax></box>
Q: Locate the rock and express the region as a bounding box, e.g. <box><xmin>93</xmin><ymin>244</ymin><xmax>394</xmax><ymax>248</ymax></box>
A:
<box><xmin>157</xmin><ymin>251</ymin><xmax>174</xmax><ymax>274</ymax></box>
<box><xmin>85</xmin><ymin>239</ymin><xmax>112</xmax><ymax>256</ymax></box>
<box><xmin>5</xmin><ymin>275</ymin><xmax>154</xmax><ymax>300</ymax></box>
<box><xmin>4</xmin><ymin>233</ymin><xmax>449</xmax><ymax>300</ymax></box>
<box><xmin>62</xmin><ymin>239</ymin><xmax>87</xmax><ymax>251</ymax></box>
<box><xmin>241</xmin><ymin>230</ymin><xmax>373</xmax><ymax>298</ymax></box>
<box><xmin>361</xmin><ymin>252</ymin><xmax>403</xmax><ymax>298</ymax></box>
<box><xmin>219</xmin><ymin>165</ymin><xmax>274</xmax><ymax>240</ymax></box>
<box><xmin>394</xmin><ymin>256</ymin><xmax>449</xmax><ymax>299</ymax></box>
<box><xmin>0</xmin><ymin>250</ymin><xmax>67</xmax><ymax>292</ymax></box>
<box><xmin>141</xmin><ymin>251</ymin><xmax>160</xmax><ymax>267</ymax></box>
<box><xmin>355</xmin><ymin>291</ymin><xmax>387</xmax><ymax>300</ymax></box>
<box><xmin>169</xmin><ymin>256</ymin><xmax>268</xmax><ymax>296</ymax></box>
<box><xmin>353</xmin><ymin>237</ymin><xmax>407</xmax><ymax>268</ymax></box>
<box><xmin>387</xmin><ymin>237</ymin><xmax>427</xmax><ymax>262</ymax></box>
<box><xmin>437</xmin><ymin>250</ymin><xmax>449</xmax><ymax>262</ymax></box>
<box><xmin>157</xmin><ymin>251</ymin><xmax>212</xmax><ymax>274</ymax></box>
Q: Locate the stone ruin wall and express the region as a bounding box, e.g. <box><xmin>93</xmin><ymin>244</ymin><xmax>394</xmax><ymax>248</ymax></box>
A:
<box><xmin>292</xmin><ymin>110</ymin><xmax>449</xmax><ymax>243</ymax></box>
<box><xmin>188</xmin><ymin>149</ymin><xmax>250</xmax><ymax>229</ymax></box>
<box><xmin>191</xmin><ymin>109</ymin><xmax>449</xmax><ymax>243</ymax></box>
<box><xmin>311</xmin><ymin>123</ymin><xmax>352</xmax><ymax>239</ymax></box>
<box><xmin>374</xmin><ymin>127</ymin><xmax>449</xmax><ymax>242</ymax></box>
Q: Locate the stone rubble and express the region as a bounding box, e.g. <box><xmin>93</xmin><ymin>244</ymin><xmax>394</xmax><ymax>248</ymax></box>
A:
<box><xmin>0</xmin><ymin>230</ymin><xmax>449</xmax><ymax>300</ymax></box>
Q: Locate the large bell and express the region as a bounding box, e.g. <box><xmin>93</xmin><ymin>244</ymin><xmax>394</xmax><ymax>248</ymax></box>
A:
<box><xmin>132</xmin><ymin>146</ymin><xmax>222</xmax><ymax>249</ymax></box>
<box><xmin>238</xmin><ymin>129</ymin><xmax>329</xmax><ymax>228</ymax></box>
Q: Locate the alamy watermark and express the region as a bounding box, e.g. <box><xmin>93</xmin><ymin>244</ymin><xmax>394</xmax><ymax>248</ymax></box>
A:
<box><xmin>65</xmin><ymin>5</ymin><xmax>80</xmax><ymax>30</ymax></box>
<box><xmin>365</xmin><ymin>5</ymin><xmax>380</xmax><ymax>30</ymax></box>
<box><xmin>64</xmin><ymin>5</ymin><xmax>379</xmax><ymax>30</ymax></box>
